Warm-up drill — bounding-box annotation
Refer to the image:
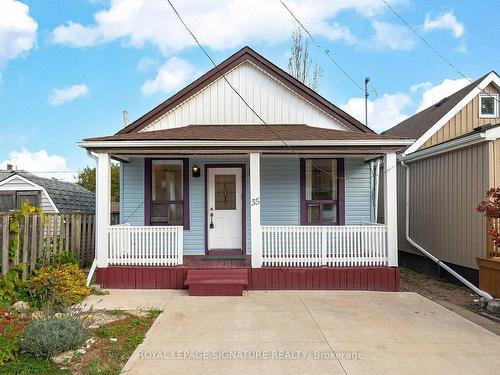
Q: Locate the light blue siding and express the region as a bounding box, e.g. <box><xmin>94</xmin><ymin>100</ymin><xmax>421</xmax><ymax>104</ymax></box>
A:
<box><xmin>120</xmin><ymin>158</ymin><xmax>145</xmax><ymax>226</ymax></box>
<box><xmin>261</xmin><ymin>158</ymin><xmax>300</xmax><ymax>225</ymax></box>
<box><xmin>345</xmin><ymin>158</ymin><xmax>372</xmax><ymax>225</ymax></box>
<box><xmin>120</xmin><ymin>157</ymin><xmax>372</xmax><ymax>253</ymax></box>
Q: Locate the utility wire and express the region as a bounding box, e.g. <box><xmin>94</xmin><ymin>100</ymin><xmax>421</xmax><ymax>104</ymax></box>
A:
<box><xmin>165</xmin><ymin>0</ymin><xmax>399</xmax><ymax>182</ymax></box>
<box><xmin>280</xmin><ymin>0</ymin><xmax>378</xmax><ymax>96</ymax></box>
<box><xmin>380</xmin><ymin>0</ymin><xmax>500</xmax><ymax>106</ymax></box>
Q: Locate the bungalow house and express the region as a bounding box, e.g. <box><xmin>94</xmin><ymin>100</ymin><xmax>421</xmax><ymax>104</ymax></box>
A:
<box><xmin>0</xmin><ymin>168</ymin><xmax>95</xmax><ymax>213</ymax></box>
<box><xmin>81</xmin><ymin>47</ymin><xmax>412</xmax><ymax>295</ymax></box>
<box><xmin>383</xmin><ymin>71</ymin><xmax>500</xmax><ymax>296</ymax></box>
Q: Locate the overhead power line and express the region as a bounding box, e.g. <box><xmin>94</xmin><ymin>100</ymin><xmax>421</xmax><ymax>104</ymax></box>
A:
<box><xmin>380</xmin><ymin>0</ymin><xmax>500</xmax><ymax>105</ymax></box>
<box><xmin>280</xmin><ymin>0</ymin><xmax>378</xmax><ymax>98</ymax></box>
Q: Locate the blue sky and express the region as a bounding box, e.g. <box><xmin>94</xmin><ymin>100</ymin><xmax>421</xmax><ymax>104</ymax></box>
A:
<box><xmin>0</xmin><ymin>0</ymin><xmax>498</xmax><ymax>181</ymax></box>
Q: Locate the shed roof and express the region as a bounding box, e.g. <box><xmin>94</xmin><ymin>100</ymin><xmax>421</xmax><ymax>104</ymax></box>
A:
<box><xmin>0</xmin><ymin>171</ymin><xmax>95</xmax><ymax>213</ymax></box>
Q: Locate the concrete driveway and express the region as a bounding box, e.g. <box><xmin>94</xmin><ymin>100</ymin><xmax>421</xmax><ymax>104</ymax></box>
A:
<box><xmin>104</xmin><ymin>291</ymin><xmax>500</xmax><ymax>375</ymax></box>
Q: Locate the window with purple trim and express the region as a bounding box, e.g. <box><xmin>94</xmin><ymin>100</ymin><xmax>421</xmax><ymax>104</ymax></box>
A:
<box><xmin>149</xmin><ymin>160</ymin><xmax>187</xmax><ymax>226</ymax></box>
<box><xmin>301</xmin><ymin>159</ymin><xmax>344</xmax><ymax>225</ymax></box>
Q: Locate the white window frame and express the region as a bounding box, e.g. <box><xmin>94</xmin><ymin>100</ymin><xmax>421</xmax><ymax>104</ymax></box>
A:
<box><xmin>479</xmin><ymin>93</ymin><xmax>498</xmax><ymax>118</ymax></box>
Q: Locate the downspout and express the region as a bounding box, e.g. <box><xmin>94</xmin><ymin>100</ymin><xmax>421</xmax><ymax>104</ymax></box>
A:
<box><xmin>86</xmin><ymin>150</ymin><xmax>98</xmax><ymax>286</ymax></box>
<box><xmin>373</xmin><ymin>158</ymin><xmax>380</xmax><ymax>222</ymax></box>
<box><xmin>400</xmin><ymin>160</ymin><xmax>493</xmax><ymax>300</ymax></box>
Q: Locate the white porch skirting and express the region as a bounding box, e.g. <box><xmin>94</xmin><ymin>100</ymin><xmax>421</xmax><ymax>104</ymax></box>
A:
<box><xmin>261</xmin><ymin>225</ymin><xmax>388</xmax><ymax>267</ymax></box>
<box><xmin>108</xmin><ymin>225</ymin><xmax>183</xmax><ymax>266</ymax></box>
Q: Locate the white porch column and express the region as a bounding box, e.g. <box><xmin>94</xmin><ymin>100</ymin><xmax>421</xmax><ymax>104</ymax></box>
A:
<box><xmin>95</xmin><ymin>152</ymin><xmax>111</xmax><ymax>268</ymax></box>
<box><xmin>250</xmin><ymin>153</ymin><xmax>262</xmax><ymax>268</ymax></box>
<box><xmin>384</xmin><ymin>152</ymin><xmax>398</xmax><ymax>267</ymax></box>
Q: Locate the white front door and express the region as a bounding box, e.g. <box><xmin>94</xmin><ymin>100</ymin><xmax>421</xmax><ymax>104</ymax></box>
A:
<box><xmin>207</xmin><ymin>167</ymin><xmax>243</xmax><ymax>251</ymax></box>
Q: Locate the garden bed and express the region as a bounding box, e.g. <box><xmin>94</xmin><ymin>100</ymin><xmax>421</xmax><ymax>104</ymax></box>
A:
<box><xmin>0</xmin><ymin>308</ymin><xmax>160</xmax><ymax>375</ymax></box>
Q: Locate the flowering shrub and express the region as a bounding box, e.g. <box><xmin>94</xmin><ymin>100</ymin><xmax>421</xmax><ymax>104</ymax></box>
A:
<box><xmin>29</xmin><ymin>264</ymin><xmax>91</xmax><ymax>309</ymax></box>
<box><xmin>477</xmin><ymin>187</ymin><xmax>500</xmax><ymax>246</ymax></box>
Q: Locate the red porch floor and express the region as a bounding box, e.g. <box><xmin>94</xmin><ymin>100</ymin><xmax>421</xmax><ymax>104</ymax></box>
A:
<box><xmin>96</xmin><ymin>256</ymin><xmax>400</xmax><ymax>292</ymax></box>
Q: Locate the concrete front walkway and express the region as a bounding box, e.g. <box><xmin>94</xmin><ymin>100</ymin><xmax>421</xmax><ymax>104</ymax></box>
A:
<box><xmin>84</xmin><ymin>291</ymin><xmax>500</xmax><ymax>375</ymax></box>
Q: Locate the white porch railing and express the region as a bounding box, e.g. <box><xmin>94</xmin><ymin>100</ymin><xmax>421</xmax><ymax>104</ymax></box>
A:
<box><xmin>261</xmin><ymin>225</ymin><xmax>388</xmax><ymax>267</ymax></box>
<box><xmin>108</xmin><ymin>225</ymin><xmax>183</xmax><ymax>266</ymax></box>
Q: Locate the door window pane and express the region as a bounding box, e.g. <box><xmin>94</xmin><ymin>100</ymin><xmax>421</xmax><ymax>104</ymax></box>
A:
<box><xmin>306</xmin><ymin>159</ymin><xmax>337</xmax><ymax>200</ymax></box>
<box><xmin>215</xmin><ymin>174</ymin><xmax>236</xmax><ymax>210</ymax></box>
<box><xmin>152</xmin><ymin>160</ymin><xmax>183</xmax><ymax>201</ymax></box>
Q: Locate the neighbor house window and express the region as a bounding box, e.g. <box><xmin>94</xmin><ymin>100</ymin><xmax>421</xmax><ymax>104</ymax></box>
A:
<box><xmin>145</xmin><ymin>159</ymin><xmax>189</xmax><ymax>228</ymax></box>
<box><xmin>0</xmin><ymin>191</ymin><xmax>39</xmax><ymax>212</ymax></box>
<box><xmin>479</xmin><ymin>94</ymin><xmax>498</xmax><ymax>118</ymax></box>
<box><xmin>300</xmin><ymin>159</ymin><xmax>344</xmax><ymax>225</ymax></box>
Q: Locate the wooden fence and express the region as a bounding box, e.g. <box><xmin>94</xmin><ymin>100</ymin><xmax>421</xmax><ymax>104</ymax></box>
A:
<box><xmin>487</xmin><ymin>217</ymin><xmax>500</xmax><ymax>258</ymax></box>
<box><xmin>0</xmin><ymin>213</ymin><xmax>95</xmax><ymax>278</ymax></box>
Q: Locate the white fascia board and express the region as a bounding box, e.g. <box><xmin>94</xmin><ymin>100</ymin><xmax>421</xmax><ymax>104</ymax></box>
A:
<box><xmin>80</xmin><ymin>139</ymin><xmax>415</xmax><ymax>149</ymax></box>
<box><xmin>404</xmin><ymin>72</ymin><xmax>500</xmax><ymax>156</ymax></box>
<box><xmin>400</xmin><ymin>131</ymin><xmax>487</xmax><ymax>163</ymax></box>
<box><xmin>0</xmin><ymin>174</ymin><xmax>59</xmax><ymax>213</ymax></box>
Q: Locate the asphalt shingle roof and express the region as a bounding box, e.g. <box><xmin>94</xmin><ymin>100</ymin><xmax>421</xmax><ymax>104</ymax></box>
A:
<box><xmin>383</xmin><ymin>73</ymin><xmax>492</xmax><ymax>139</ymax></box>
<box><xmin>0</xmin><ymin>171</ymin><xmax>95</xmax><ymax>213</ymax></box>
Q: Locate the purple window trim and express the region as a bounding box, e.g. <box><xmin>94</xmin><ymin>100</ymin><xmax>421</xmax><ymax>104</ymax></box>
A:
<box><xmin>144</xmin><ymin>158</ymin><xmax>190</xmax><ymax>230</ymax></box>
<box><xmin>300</xmin><ymin>158</ymin><xmax>345</xmax><ymax>225</ymax></box>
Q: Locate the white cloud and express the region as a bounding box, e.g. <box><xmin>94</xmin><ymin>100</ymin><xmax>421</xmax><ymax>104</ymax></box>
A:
<box><xmin>417</xmin><ymin>77</ymin><xmax>469</xmax><ymax>111</ymax></box>
<box><xmin>1</xmin><ymin>148</ymin><xmax>74</xmax><ymax>181</ymax></box>
<box><xmin>424</xmin><ymin>11</ymin><xmax>464</xmax><ymax>38</ymax></box>
<box><xmin>50</xmin><ymin>0</ymin><xmax>403</xmax><ymax>54</ymax></box>
<box><xmin>141</xmin><ymin>57</ymin><xmax>197</xmax><ymax>95</ymax></box>
<box><xmin>342</xmin><ymin>76</ymin><xmax>473</xmax><ymax>132</ymax></box>
<box><xmin>371</xmin><ymin>21</ymin><xmax>415</xmax><ymax>51</ymax></box>
<box><xmin>410</xmin><ymin>81</ymin><xmax>432</xmax><ymax>92</ymax></box>
<box><xmin>342</xmin><ymin>92</ymin><xmax>412</xmax><ymax>132</ymax></box>
<box><xmin>48</xmin><ymin>84</ymin><xmax>89</xmax><ymax>106</ymax></box>
<box><xmin>0</xmin><ymin>0</ymin><xmax>37</xmax><ymax>68</ymax></box>
<box><xmin>137</xmin><ymin>57</ymin><xmax>159</xmax><ymax>72</ymax></box>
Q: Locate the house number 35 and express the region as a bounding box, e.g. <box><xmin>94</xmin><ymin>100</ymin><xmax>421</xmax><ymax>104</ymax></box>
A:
<box><xmin>251</xmin><ymin>198</ymin><xmax>260</xmax><ymax>206</ymax></box>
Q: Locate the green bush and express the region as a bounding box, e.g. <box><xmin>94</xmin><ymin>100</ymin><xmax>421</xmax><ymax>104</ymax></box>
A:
<box><xmin>37</xmin><ymin>251</ymin><xmax>78</xmax><ymax>268</ymax></box>
<box><xmin>0</xmin><ymin>268</ymin><xmax>29</xmax><ymax>307</ymax></box>
<box><xmin>21</xmin><ymin>317</ymin><xmax>86</xmax><ymax>359</ymax></box>
<box><xmin>29</xmin><ymin>263</ymin><xmax>91</xmax><ymax>313</ymax></box>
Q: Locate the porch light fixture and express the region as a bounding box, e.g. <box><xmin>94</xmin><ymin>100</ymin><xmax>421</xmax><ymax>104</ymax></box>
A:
<box><xmin>192</xmin><ymin>164</ymin><xmax>200</xmax><ymax>177</ymax></box>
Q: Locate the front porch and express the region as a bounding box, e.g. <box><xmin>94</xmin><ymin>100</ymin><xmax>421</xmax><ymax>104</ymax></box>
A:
<box><xmin>89</xmin><ymin>149</ymin><xmax>400</xmax><ymax>292</ymax></box>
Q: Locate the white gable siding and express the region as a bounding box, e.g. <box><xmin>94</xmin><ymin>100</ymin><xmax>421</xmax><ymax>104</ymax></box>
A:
<box><xmin>0</xmin><ymin>176</ymin><xmax>57</xmax><ymax>213</ymax></box>
<box><xmin>142</xmin><ymin>62</ymin><xmax>347</xmax><ymax>132</ymax></box>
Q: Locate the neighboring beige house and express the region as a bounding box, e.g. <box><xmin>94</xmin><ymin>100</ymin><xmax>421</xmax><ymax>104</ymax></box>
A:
<box><xmin>383</xmin><ymin>71</ymin><xmax>500</xmax><ymax>291</ymax></box>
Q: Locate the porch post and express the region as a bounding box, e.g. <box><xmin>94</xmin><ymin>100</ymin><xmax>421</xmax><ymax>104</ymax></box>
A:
<box><xmin>250</xmin><ymin>153</ymin><xmax>262</xmax><ymax>268</ymax></box>
<box><xmin>95</xmin><ymin>152</ymin><xmax>111</xmax><ymax>268</ymax></box>
<box><xmin>384</xmin><ymin>152</ymin><xmax>398</xmax><ymax>267</ymax></box>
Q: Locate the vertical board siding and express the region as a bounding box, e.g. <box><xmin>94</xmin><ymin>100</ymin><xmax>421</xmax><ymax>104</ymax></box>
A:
<box><xmin>345</xmin><ymin>158</ymin><xmax>372</xmax><ymax>225</ymax></box>
<box><xmin>397</xmin><ymin>143</ymin><xmax>489</xmax><ymax>269</ymax></box>
<box><xmin>142</xmin><ymin>62</ymin><xmax>346</xmax><ymax>132</ymax></box>
<box><xmin>420</xmin><ymin>84</ymin><xmax>500</xmax><ymax>150</ymax></box>
<box><xmin>121</xmin><ymin>159</ymin><xmax>145</xmax><ymax>226</ymax></box>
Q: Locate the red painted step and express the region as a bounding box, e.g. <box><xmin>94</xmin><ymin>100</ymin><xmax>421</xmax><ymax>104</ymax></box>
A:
<box><xmin>184</xmin><ymin>269</ymin><xmax>248</xmax><ymax>296</ymax></box>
